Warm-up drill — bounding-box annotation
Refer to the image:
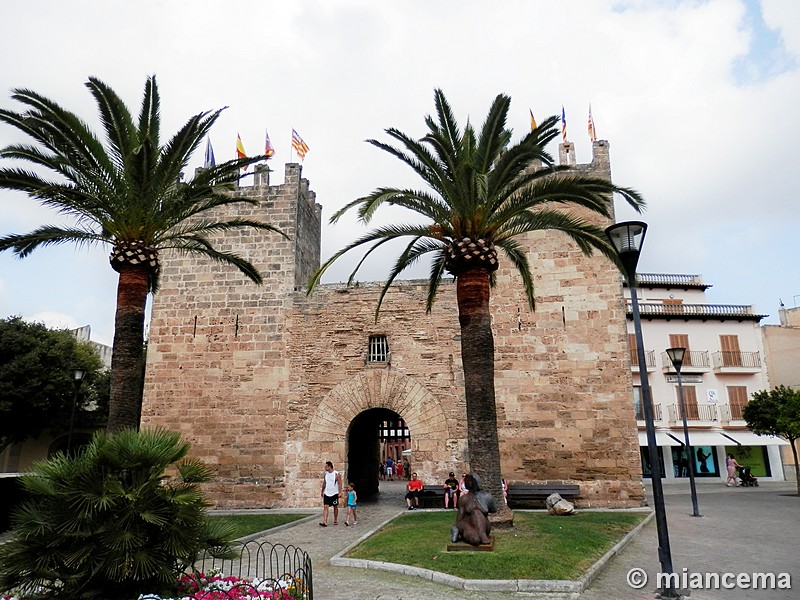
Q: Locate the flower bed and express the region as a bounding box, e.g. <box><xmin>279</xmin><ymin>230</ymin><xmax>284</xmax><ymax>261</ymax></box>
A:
<box><xmin>1</xmin><ymin>572</ymin><xmax>307</xmax><ymax>600</ymax></box>
<box><xmin>140</xmin><ymin>572</ymin><xmax>307</xmax><ymax>600</ymax></box>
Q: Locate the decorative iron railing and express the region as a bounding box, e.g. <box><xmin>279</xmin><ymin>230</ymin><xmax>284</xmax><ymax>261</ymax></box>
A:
<box><xmin>628</xmin><ymin>302</ymin><xmax>764</xmax><ymax>320</ymax></box>
<box><xmin>668</xmin><ymin>403</ymin><xmax>719</xmax><ymax>422</ymax></box>
<box><xmin>630</xmin><ymin>349</ymin><xmax>656</xmax><ymax>369</ymax></box>
<box><xmin>635</xmin><ymin>403</ymin><xmax>663</xmax><ymax>421</ymax></box>
<box><xmin>661</xmin><ymin>350</ymin><xmax>710</xmax><ymax>369</ymax></box>
<box><xmin>718</xmin><ymin>403</ymin><xmax>746</xmax><ymax>421</ymax></box>
<box><xmin>179</xmin><ymin>540</ymin><xmax>313</xmax><ymax>599</ymax></box>
<box><xmin>712</xmin><ymin>351</ymin><xmax>762</xmax><ymax>369</ymax></box>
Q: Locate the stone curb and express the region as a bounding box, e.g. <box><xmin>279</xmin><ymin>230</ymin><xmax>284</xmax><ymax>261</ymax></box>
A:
<box><xmin>205</xmin><ymin>510</ymin><xmax>318</xmax><ymax>544</ymax></box>
<box><xmin>330</xmin><ymin>508</ymin><xmax>655</xmax><ymax>593</ymax></box>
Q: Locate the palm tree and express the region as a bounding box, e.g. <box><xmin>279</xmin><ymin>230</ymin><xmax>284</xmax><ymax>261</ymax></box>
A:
<box><xmin>0</xmin><ymin>428</ymin><xmax>236</xmax><ymax>599</ymax></box>
<box><xmin>0</xmin><ymin>76</ymin><xmax>284</xmax><ymax>432</ymax></box>
<box><xmin>308</xmin><ymin>90</ymin><xmax>645</xmax><ymax>523</ymax></box>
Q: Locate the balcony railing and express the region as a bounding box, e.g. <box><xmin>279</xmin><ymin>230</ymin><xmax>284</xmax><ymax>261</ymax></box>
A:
<box><xmin>712</xmin><ymin>351</ymin><xmax>762</xmax><ymax>370</ymax></box>
<box><xmin>627</xmin><ymin>302</ymin><xmax>765</xmax><ymax>321</ymax></box>
<box><xmin>668</xmin><ymin>403</ymin><xmax>720</xmax><ymax>422</ymax></box>
<box><xmin>717</xmin><ymin>403</ymin><xmax>746</xmax><ymax>421</ymax></box>
<box><xmin>630</xmin><ymin>349</ymin><xmax>656</xmax><ymax>370</ymax></box>
<box><xmin>661</xmin><ymin>350</ymin><xmax>710</xmax><ymax>371</ymax></box>
<box><xmin>634</xmin><ymin>273</ymin><xmax>705</xmax><ymax>287</ymax></box>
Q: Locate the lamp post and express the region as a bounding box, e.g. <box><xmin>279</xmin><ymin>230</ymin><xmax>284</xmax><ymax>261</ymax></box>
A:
<box><xmin>606</xmin><ymin>221</ymin><xmax>678</xmax><ymax>599</ymax></box>
<box><xmin>666</xmin><ymin>347</ymin><xmax>702</xmax><ymax>517</ymax></box>
<box><xmin>66</xmin><ymin>368</ymin><xmax>87</xmax><ymax>454</ymax></box>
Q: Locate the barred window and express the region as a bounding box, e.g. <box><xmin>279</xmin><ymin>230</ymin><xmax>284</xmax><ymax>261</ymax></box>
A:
<box><xmin>368</xmin><ymin>335</ymin><xmax>389</xmax><ymax>362</ymax></box>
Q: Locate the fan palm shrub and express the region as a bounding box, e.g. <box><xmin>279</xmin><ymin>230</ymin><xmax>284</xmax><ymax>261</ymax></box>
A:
<box><xmin>0</xmin><ymin>428</ymin><xmax>235</xmax><ymax>600</ymax></box>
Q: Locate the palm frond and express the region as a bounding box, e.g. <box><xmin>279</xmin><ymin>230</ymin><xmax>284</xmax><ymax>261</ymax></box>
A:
<box><xmin>373</xmin><ymin>237</ymin><xmax>444</xmax><ymax>319</ymax></box>
<box><xmin>167</xmin><ymin>237</ymin><xmax>264</xmax><ymax>284</ymax></box>
<box><xmin>474</xmin><ymin>93</ymin><xmax>512</xmax><ymax>175</ymax></box>
<box><xmin>497</xmin><ymin>237</ymin><xmax>536</xmax><ymax>309</ymax></box>
<box><xmin>138</xmin><ymin>75</ymin><xmax>161</xmax><ymax>151</ymax></box>
<box><xmin>425</xmin><ymin>250</ymin><xmax>448</xmax><ymax>313</ymax></box>
<box><xmin>0</xmin><ymin>226</ymin><xmax>107</xmax><ymax>257</ymax></box>
<box><xmin>86</xmin><ymin>77</ymin><xmax>137</xmax><ymax>165</ymax></box>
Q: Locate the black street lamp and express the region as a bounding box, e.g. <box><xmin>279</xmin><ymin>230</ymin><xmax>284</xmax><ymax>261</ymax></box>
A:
<box><xmin>66</xmin><ymin>368</ymin><xmax>87</xmax><ymax>454</ymax></box>
<box><xmin>666</xmin><ymin>347</ymin><xmax>702</xmax><ymax>517</ymax></box>
<box><xmin>606</xmin><ymin>221</ymin><xmax>679</xmax><ymax>599</ymax></box>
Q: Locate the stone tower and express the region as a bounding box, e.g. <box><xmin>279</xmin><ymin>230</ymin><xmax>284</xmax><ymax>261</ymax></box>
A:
<box><xmin>142</xmin><ymin>142</ymin><xmax>645</xmax><ymax>508</ymax></box>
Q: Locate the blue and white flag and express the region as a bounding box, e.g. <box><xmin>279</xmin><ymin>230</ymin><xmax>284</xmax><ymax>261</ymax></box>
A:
<box><xmin>204</xmin><ymin>137</ymin><xmax>216</xmax><ymax>168</ymax></box>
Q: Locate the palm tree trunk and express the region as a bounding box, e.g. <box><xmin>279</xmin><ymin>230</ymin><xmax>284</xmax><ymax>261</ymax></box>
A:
<box><xmin>456</xmin><ymin>269</ymin><xmax>513</xmax><ymax>527</ymax></box>
<box><xmin>107</xmin><ymin>266</ymin><xmax>149</xmax><ymax>433</ymax></box>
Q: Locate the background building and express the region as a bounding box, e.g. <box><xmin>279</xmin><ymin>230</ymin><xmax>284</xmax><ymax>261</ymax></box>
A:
<box><xmin>762</xmin><ymin>303</ymin><xmax>800</xmax><ymax>479</ymax></box>
<box><xmin>625</xmin><ymin>274</ymin><xmax>786</xmax><ymax>482</ymax></box>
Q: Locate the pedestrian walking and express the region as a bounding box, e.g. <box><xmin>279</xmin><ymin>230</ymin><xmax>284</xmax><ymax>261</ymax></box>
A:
<box><xmin>320</xmin><ymin>460</ymin><xmax>342</xmax><ymax>526</ymax></box>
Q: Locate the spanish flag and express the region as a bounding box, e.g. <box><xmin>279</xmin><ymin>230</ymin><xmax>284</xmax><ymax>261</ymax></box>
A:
<box><xmin>588</xmin><ymin>105</ymin><xmax>597</xmax><ymax>142</ymax></box>
<box><xmin>529</xmin><ymin>109</ymin><xmax>537</xmax><ymax>131</ymax></box>
<box><xmin>236</xmin><ymin>134</ymin><xmax>248</xmax><ymax>170</ymax></box>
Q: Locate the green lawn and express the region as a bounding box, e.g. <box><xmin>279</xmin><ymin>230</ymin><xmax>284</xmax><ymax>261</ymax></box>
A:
<box><xmin>346</xmin><ymin>510</ymin><xmax>647</xmax><ymax>580</ymax></box>
<box><xmin>208</xmin><ymin>513</ymin><xmax>308</xmax><ymax>539</ymax></box>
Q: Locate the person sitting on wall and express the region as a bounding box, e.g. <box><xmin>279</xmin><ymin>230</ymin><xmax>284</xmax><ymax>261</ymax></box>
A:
<box><xmin>405</xmin><ymin>472</ymin><xmax>424</xmax><ymax>510</ymax></box>
<box><xmin>443</xmin><ymin>471</ymin><xmax>460</xmax><ymax>508</ymax></box>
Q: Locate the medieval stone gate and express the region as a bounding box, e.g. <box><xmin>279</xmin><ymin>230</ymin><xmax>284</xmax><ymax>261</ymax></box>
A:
<box><xmin>142</xmin><ymin>142</ymin><xmax>646</xmax><ymax>509</ymax></box>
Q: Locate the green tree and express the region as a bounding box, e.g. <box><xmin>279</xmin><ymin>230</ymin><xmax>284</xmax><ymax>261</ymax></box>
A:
<box><xmin>0</xmin><ymin>76</ymin><xmax>285</xmax><ymax>433</ymax></box>
<box><xmin>743</xmin><ymin>385</ymin><xmax>800</xmax><ymax>495</ymax></box>
<box><xmin>308</xmin><ymin>90</ymin><xmax>644</xmax><ymax>523</ymax></box>
<box><xmin>0</xmin><ymin>428</ymin><xmax>235</xmax><ymax>600</ymax></box>
<box><xmin>0</xmin><ymin>316</ymin><xmax>107</xmax><ymax>456</ymax></box>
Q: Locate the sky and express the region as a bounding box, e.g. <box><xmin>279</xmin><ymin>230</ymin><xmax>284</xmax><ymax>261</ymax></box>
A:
<box><xmin>1</xmin><ymin>0</ymin><xmax>799</xmax><ymax>347</ymax></box>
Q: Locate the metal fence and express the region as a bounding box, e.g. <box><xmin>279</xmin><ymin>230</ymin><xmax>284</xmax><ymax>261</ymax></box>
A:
<box><xmin>139</xmin><ymin>540</ymin><xmax>314</xmax><ymax>599</ymax></box>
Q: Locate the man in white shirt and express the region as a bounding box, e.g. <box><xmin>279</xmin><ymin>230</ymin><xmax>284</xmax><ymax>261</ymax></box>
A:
<box><xmin>320</xmin><ymin>460</ymin><xmax>343</xmax><ymax>526</ymax></box>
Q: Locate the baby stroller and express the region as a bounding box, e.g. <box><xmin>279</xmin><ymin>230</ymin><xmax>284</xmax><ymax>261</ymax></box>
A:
<box><xmin>737</xmin><ymin>465</ymin><xmax>759</xmax><ymax>487</ymax></box>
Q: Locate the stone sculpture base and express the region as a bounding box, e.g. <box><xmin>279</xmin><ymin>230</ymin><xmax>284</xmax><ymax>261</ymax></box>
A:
<box><xmin>447</xmin><ymin>538</ymin><xmax>494</xmax><ymax>552</ymax></box>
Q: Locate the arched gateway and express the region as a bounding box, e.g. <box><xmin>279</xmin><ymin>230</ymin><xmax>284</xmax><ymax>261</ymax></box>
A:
<box><xmin>303</xmin><ymin>370</ymin><xmax>454</xmax><ymax>499</ymax></box>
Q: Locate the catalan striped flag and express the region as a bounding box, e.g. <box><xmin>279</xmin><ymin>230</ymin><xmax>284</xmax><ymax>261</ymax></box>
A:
<box><xmin>529</xmin><ymin>109</ymin><xmax>537</xmax><ymax>131</ymax></box>
<box><xmin>236</xmin><ymin>134</ymin><xmax>248</xmax><ymax>170</ymax></box>
<box><xmin>291</xmin><ymin>129</ymin><xmax>309</xmax><ymax>160</ymax></box>
<box><xmin>561</xmin><ymin>106</ymin><xmax>567</xmax><ymax>143</ymax></box>
<box><xmin>588</xmin><ymin>104</ymin><xmax>597</xmax><ymax>142</ymax></box>
<box><xmin>264</xmin><ymin>130</ymin><xmax>275</xmax><ymax>158</ymax></box>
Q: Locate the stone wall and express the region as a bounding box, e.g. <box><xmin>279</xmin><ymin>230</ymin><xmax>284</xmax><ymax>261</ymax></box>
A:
<box><xmin>143</xmin><ymin>147</ymin><xmax>645</xmax><ymax>510</ymax></box>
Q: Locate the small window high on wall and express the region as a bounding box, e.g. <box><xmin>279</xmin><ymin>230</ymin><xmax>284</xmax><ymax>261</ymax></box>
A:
<box><xmin>368</xmin><ymin>335</ymin><xmax>389</xmax><ymax>362</ymax></box>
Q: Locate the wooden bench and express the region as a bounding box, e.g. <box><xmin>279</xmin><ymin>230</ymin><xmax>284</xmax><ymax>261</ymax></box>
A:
<box><xmin>416</xmin><ymin>488</ymin><xmax>448</xmax><ymax>509</ymax></box>
<box><xmin>506</xmin><ymin>483</ymin><xmax>580</xmax><ymax>509</ymax></box>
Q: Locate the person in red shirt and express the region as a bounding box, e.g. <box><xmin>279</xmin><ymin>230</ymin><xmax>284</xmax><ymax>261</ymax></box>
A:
<box><xmin>405</xmin><ymin>472</ymin><xmax>424</xmax><ymax>510</ymax></box>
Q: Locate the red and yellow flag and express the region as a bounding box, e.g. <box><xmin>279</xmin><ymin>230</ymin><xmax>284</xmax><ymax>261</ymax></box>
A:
<box><xmin>236</xmin><ymin>133</ymin><xmax>248</xmax><ymax>170</ymax></box>
<box><xmin>588</xmin><ymin>105</ymin><xmax>597</xmax><ymax>142</ymax></box>
<box><xmin>264</xmin><ymin>130</ymin><xmax>275</xmax><ymax>158</ymax></box>
<box><xmin>291</xmin><ymin>129</ymin><xmax>309</xmax><ymax>160</ymax></box>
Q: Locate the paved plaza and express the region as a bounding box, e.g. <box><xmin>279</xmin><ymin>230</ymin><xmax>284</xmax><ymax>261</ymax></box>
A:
<box><xmin>248</xmin><ymin>479</ymin><xmax>799</xmax><ymax>599</ymax></box>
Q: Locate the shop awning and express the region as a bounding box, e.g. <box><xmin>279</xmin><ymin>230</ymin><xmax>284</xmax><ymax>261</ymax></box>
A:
<box><xmin>637</xmin><ymin>431</ymin><xmax>683</xmax><ymax>446</ymax></box>
<box><xmin>717</xmin><ymin>431</ymin><xmax>788</xmax><ymax>446</ymax></box>
<box><xmin>637</xmin><ymin>430</ymin><xmax>788</xmax><ymax>447</ymax></box>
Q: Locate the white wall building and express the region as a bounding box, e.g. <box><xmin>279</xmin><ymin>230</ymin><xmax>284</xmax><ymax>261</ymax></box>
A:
<box><xmin>626</xmin><ymin>273</ymin><xmax>786</xmax><ymax>483</ymax></box>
